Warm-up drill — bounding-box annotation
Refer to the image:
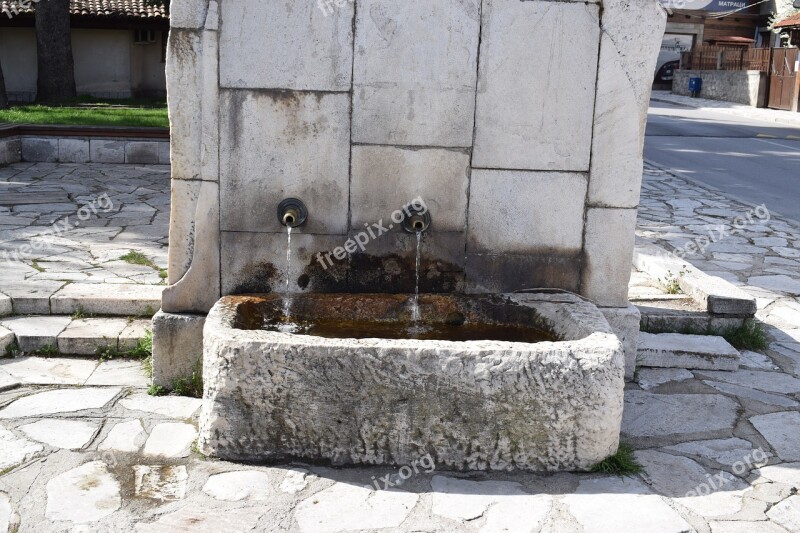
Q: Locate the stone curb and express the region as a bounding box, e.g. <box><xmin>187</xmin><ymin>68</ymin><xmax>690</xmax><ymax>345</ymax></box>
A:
<box><xmin>0</xmin><ymin>316</ymin><xmax>152</xmax><ymax>355</ymax></box>
<box><xmin>650</xmin><ymin>91</ymin><xmax>800</xmax><ymax>129</ymax></box>
<box><xmin>633</xmin><ymin>241</ymin><xmax>757</xmax><ymax>317</ymax></box>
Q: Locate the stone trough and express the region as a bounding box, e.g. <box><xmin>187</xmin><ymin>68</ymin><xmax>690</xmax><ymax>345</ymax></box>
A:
<box><xmin>198</xmin><ymin>292</ymin><xmax>624</xmax><ymax>471</ymax></box>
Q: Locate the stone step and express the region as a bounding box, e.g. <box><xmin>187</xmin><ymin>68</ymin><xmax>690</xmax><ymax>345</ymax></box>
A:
<box><xmin>0</xmin><ymin>283</ymin><xmax>162</xmax><ymax>316</ymax></box>
<box><xmin>0</xmin><ymin>315</ymin><xmax>151</xmax><ymax>356</ymax></box>
<box><xmin>637</xmin><ymin>332</ymin><xmax>740</xmax><ymax>371</ymax></box>
<box><xmin>637</xmin><ymin>305</ymin><xmax>747</xmax><ymax>332</ymax></box>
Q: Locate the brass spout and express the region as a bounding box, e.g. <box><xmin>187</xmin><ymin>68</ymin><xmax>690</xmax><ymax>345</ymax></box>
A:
<box><xmin>401</xmin><ymin>203</ymin><xmax>431</xmax><ymax>234</ymax></box>
<box><xmin>277</xmin><ymin>198</ymin><xmax>308</xmax><ymax>228</ymax></box>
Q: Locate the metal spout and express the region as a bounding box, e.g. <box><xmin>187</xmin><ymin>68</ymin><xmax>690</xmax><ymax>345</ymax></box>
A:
<box><xmin>277</xmin><ymin>198</ymin><xmax>308</xmax><ymax>228</ymax></box>
<box><xmin>401</xmin><ymin>203</ymin><xmax>431</xmax><ymax>234</ymax></box>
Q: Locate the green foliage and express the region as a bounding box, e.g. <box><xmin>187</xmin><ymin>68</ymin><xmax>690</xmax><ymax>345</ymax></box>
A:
<box><xmin>659</xmin><ymin>267</ymin><xmax>687</xmax><ymax>295</ymax></box>
<box><xmin>0</xmin><ymin>103</ymin><xmax>168</xmax><ymax>128</ymax></box>
<box><xmin>147</xmin><ymin>360</ymin><xmax>203</xmax><ymax>399</ymax></box>
<box><xmin>120</xmin><ymin>250</ymin><xmax>158</xmax><ymax>268</ymax></box>
<box><xmin>96</xmin><ymin>329</ymin><xmax>152</xmax><ymax>361</ymax></box>
<box><xmin>3</xmin><ymin>340</ymin><xmax>19</xmax><ymax>358</ymax></box>
<box><xmin>35</xmin><ymin>344</ymin><xmax>59</xmax><ymax>356</ymax></box>
<box><xmin>591</xmin><ymin>444</ymin><xmax>643</xmax><ymax>476</ymax></box>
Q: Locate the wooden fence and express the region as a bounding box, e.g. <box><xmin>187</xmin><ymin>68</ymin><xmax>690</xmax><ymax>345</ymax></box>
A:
<box><xmin>680</xmin><ymin>46</ymin><xmax>772</xmax><ymax>72</ymax></box>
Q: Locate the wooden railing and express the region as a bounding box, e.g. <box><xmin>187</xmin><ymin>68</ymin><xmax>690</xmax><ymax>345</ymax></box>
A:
<box><xmin>680</xmin><ymin>46</ymin><xmax>772</xmax><ymax>72</ymax></box>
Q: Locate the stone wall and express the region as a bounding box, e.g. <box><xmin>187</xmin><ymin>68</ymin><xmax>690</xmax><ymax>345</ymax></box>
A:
<box><xmin>673</xmin><ymin>69</ymin><xmax>767</xmax><ymax>107</ymax></box>
<box><xmin>164</xmin><ymin>0</ymin><xmax>666</xmax><ymax>312</ymax></box>
<box><xmin>6</xmin><ymin>137</ymin><xmax>170</xmax><ymax>165</ymax></box>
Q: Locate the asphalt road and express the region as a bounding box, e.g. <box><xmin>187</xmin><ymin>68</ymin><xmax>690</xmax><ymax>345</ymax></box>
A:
<box><xmin>644</xmin><ymin>101</ymin><xmax>800</xmax><ymax>222</ymax></box>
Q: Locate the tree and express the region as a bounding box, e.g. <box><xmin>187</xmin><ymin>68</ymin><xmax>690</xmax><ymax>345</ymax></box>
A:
<box><xmin>0</xmin><ymin>59</ymin><xmax>8</xmax><ymax>109</ymax></box>
<box><xmin>35</xmin><ymin>0</ymin><xmax>76</xmax><ymax>102</ymax></box>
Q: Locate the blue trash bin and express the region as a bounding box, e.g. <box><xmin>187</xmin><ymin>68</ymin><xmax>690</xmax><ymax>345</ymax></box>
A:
<box><xmin>688</xmin><ymin>77</ymin><xmax>702</xmax><ymax>97</ymax></box>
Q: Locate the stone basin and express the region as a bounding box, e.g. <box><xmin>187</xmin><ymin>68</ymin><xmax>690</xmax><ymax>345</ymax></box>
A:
<box><xmin>198</xmin><ymin>292</ymin><xmax>624</xmax><ymax>471</ymax></box>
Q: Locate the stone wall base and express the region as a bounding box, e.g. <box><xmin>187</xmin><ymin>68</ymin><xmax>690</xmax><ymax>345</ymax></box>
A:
<box><xmin>600</xmin><ymin>304</ymin><xmax>641</xmax><ymax>381</ymax></box>
<box><xmin>152</xmin><ymin>310</ymin><xmax>205</xmax><ymax>388</ymax></box>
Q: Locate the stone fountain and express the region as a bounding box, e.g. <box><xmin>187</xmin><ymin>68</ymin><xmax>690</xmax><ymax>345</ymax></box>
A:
<box><xmin>155</xmin><ymin>0</ymin><xmax>666</xmax><ymax>470</ymax></box>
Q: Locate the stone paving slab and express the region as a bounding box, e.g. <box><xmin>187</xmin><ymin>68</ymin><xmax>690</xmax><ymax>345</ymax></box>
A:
<box><xmin>0</xmin><ymin>163</ymin><xmax>169</xmax><ymax>315</ymax></box>
<box><xmin>0</xmin><ymin>315</ymin><xmax>72</xmax><ymax>352</ymax></box>
<box><xmin>638</xmin><ymin>332</ymin><xmax>740</xmax><ymax>371</ymax></box>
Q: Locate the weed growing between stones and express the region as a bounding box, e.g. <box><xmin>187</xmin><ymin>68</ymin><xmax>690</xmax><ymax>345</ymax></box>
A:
<box><xmin>3</xmin><ymin>340</ymin><xmax>18</xmax><ymax>358</ymax></box>
<box><xmin>147</xmin><ymin>360</ymin><xmax>203</xmax><ymax>399</ymax></box>
<box><xmin>96</xmin><ymin>329</ymin><xmax>152</xmax><ymax>361</ymax></box>
<box><xmin>641</xmin><ymin>320</ymin><xmax>768</xmax><ymax>351</ymax></box>
<box><xmin>659</xmin><ymin>267</ymin><xmax>687</xmax><ymax>295</ymax></box>
<box><xmin>35</xmin><ymin>344</ymin><xmax>59</xmax><ymax>356</ymax></box>
<box><xmin>591</xmin><ymin>444</ymin><xmax>643</xmax><ymax>476</ymax></box>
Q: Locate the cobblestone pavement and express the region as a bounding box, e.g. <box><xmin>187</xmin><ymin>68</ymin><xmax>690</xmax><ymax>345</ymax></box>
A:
<box><xmin>0</xmin><ymin>164</ymin><xmax>799</xmax><ymax>531</ymax></box>
<box><xmin>0</xmin><ymin>163</ymin><xmax>170</xmax><ymax>306</ymax></box>
<box><xmin>651</xmin><ymin>90</ymin><xmax>800</xmax><ymax>129</ymax></box>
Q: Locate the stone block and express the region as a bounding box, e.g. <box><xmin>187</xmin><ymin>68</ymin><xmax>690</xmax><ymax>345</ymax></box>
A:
<box><xmin>581</xmin><ymin>208</ymin><xmax>637</xmax><ymax>307</ymax></box>
<box><xmin>166</xmin><ymin>179</ymin><xmax>202</xmax><ymax>283</ymax></box>
<box><xmin>3</xmin><ymin>281</ymin><xmax>64</xmax><ymax>314</ymax></box>
<box><xmin>0</xmin><ymin>293</ymin><xmax>11</xmax><ymax>317</ymax></box>
<box><xmin>600</xmin><ymin>304</ymin><xmax>641</xmax><ymax>381</ymax></box>
<box><xmin>162</xmin><ymin>181</ymin><xmax>220</xmax><ymax>313</ymax></box>
<box><xmin>125</xmin><ymin>142</ymin><xmax>161</xmax><ymax>164</ymax></box>
<box><xmin>0</xmin><ymin>316</ymin><xmax>72</xmax><ymax>352</ymax></box>
<box><xmin>219</xmin><ymin>0</ymin><xmax>353</xmax><ymax>91</ymax></box>
<box><xmin>0</xmin><ymin>325</ymin><xmax>14</xmax><ymax>354</ymax></box>
<box><xmin>350</xmin><ymin>146</ymin><xmax>470</xmax><ymax>232</ymax></box>
<box><xmin>465</xmin><ymin>252</ymin><xmax>581</xmax><ymax>294</ymax></box>
<box><xmin>467</xmin><ymin>170</ymin><xmax>587</xmax><ymax>253</ymax></box>
<box><xmin>352</xmin><ymin>0</ymin><xmax>480</xmax><ymax>146</ymax></box>
<box><xmin>199</xmin><ymin>292</ymin><xmax>624</xmax><ymax>471</ymax></box>
<box><xmin>158</xmin><ymin>142</ymin><xmax>170</xmax><ymax>164</ymax></box>
<box><xmin>588</xmin><ymin>0</ymin><xmax>666</xmax><ymax>207</ymax></box>
<box><xmin>151</xmin><ymin>310</ymin><xmax>205</xmax><ymax>388</ymax></box>
<box><xmin>89</xmin><ymin>140</ymin><xmax>126</xmax><ymax>163</ymax></box>
<box><xmin>220</xmin><ymin>231</ymin><xmax>349</xmax><ymax>295</ymax></box>
<box><xmin>50</xmin><ymin>284</ymin><xmax>162</xmax><ymax>316</ymax></box>
<box><xmin>119</xmin><ymin>319</ymin><xmax>151</xmax><ymax>352</ymax></box>
<box><xmin>0</xmin><ymin>138</ymin><xmax>21</xmax><ymax>165</ymax></box>
<box><xmin>638</xmin><ymin>332</ymin><xmax>740</xmax><ymax>371</ymax></box>
<box><xmin>20</xmin><ymin>138</ymin><xmax>58</xmax><ymax>162</ymax></box>
<box><xmin>57</xmin><ymin>318</ymin><xmax>129</xmax><ymax>355</ymax></box>
<box><xmin>167</xmin><ymin>28</ymin><xmax>219</xmax><ymax>182</ymax></box>
<box><xmin>219</xmin><ymin>91</ymin><xmax>351</xmax><ymax>234</ymax></box>
<box><xmin>473</xmin><ymin>0</ymin><xmax>599</xmax><ymax>171</ymax></box>
<box><xmin>169</xmin><ymin>0</ymin><xmax>208</xmax><ymax>29</ymax></box>
<box><xmin>57</xmin><ymin>139</ymin><xmax>90</xmax><ymax>163</ymax></box>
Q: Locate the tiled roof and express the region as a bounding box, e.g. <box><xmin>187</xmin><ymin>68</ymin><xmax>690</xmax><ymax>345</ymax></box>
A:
<box><xmin>1</xmin><ymin>0</ymin><xmax>167</xmax><ymax>20</ymax></box>
<box><xmin>775</xmin><ymin>13</ymin><xmax>800</xmax><ymax>29</ymax></box>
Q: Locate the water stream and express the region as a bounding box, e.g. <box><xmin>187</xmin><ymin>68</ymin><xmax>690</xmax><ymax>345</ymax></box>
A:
<box><xmin>412</xmin><ymin>230</ymin><xmax>421</xmax><ymax>323</ymax></box>
<box><xmin>279</xmin><ymin>225</ymin><xmax>299</xmax><ymax>333</ymax></box>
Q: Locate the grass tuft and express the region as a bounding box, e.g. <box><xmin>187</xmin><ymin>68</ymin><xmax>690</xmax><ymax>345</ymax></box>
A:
<box><xmin>120</xmin><ymin>250</ymin><xmax>158</xmax><ymax>269</ymax></box>
<box><xmin>641</xmin><ymin>319</ymin><xmax>767</xmax><ymax>351</ymax></box>
<box><xmin>34</xmin><ymin>344</ymin><xmax>60</xmax><ymax>356</ymax></box>
<box><xmin>3</xmin><ymin>341</ymin><xmax>19</xmax><ymax>358</ymax></box>
<box><xmin>0</xmin><ymin>103</ymin><xmax>168</xmax><ymax>128</ymax></box>
<box><xmin>591</xmin><ymin>443</ymin><xmax>643</xmax><ymax>476</ymax></box>
<box><xmin>147</xmin><ymin>360</ymin><xmax>203</xmax><ymax>399</ymax></box>
<box><xmin>95</xmin><ymin>329</ymin><xmax>152</xmax><ymax>361</ymax></box>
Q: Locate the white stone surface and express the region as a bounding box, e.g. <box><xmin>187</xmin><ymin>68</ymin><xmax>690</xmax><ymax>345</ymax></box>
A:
<box><xmin>45</xmin><ymin>461</ymin><xmax>121</xmax><ymax>523</ymax></box>
<box><xmin>169</xmin><ymin>0</ymin><xmax>208</xmax><ymax>28</ymax></box>
<box><xmin>99</xmin><ymin>419</ymin><xmax>146</xmax><ymax>453</ymax></box>
<box><xmin>134</xmin><ymin>465</ymin><xmax>188</xmax><ymax>501</ymax></box>
<box><xmin>748</xmin><ymin>275</ymin><xmax>800</xmax><ymax>295</ymax></box>
<box><xmin>279</xmin><ymin>468</ymin><xmax>310</xmax><ymax>494</ymax></box>
<box><xmin>0</xmin><ymin>356</ymin><xmax>97</xmax><ymax>385</ymax></box>
<box><xmin>622</xmin><ymin>391</ymin><xmax>739</xmax><ymax>438</ymax></box>
<box><xmin>637</xmin><ymin>450</ymin><xmax>748</xmax><ymax>517</ymax></box>
<box><xmin>0</xmin><ymin>492</ymin><xmax>11</xmax><ymax>533</ymax></box>
<box><xmin>120</xmin><ymin>393</ymin><xmax>201</xmax><ymax>418</ymax></box>
<box><xmin>710</xmin><ymin>521</ymin><xmax>788</xmax><ymax>533</ymax></box>
<box><xmin>50</xmin><ymin>283</ymin><xmax>162</xmax><ymax>315</ymax></box>
<box><xmin>600</xmin><ymin>305</ymin><xmax>641</xmax><ymax>380</ymax></box>
<box><xmin>219</xmin><ymin>0</ymin><xmax>353</xmax><ymax>90</ymax></box>
<box><xmin>0</xmin><ymin>424</ymin><xmax>43</xmax><ymax>470</ymax></box>
<box><xmin>202</xmin><ymin>470</ymin><xmax>273</xmax><ymax>501</ymax></box>
<box><xmin>563</xmin><ymin>476</ymin><xmax>693</xmax><ymax>533</ymax></box>
<box><xmin>0</xmin><ymin>387</ymin><xmax>121</xmax><ymax>419</ymax></box>
<box><xmin>467</xmin><ymin>170</ymin><xmax>587</xmax><ymax>253</ymax></box>
<box><xmin>18</xmin><ymin>419</ymin><xmax>98</xmax><ymax>450</ymax></box>
<box><xmin>143</xmin><ymin>422</ymin><xmax>197</xmax><ymax>458</ymax></box>
<box><xmin>431</xmin><ymin>475</ymin><xmax>552</xmax><ymax>531</ymax></box>
<box><xmin>57</xmin><ymin>318</ymin><xmax>128</xmax><ymax>355</ymax></box>
<box><xmin>740</xmin><ymin>350</ymin><xmax>779</xmax><ymax>371</ymax></box>
<box><xmin>582</xmin><ymin>208</ymin><xmax>637</xmax><ymax>306</ymax></box>
<box><xmin>58</xmin><ymin>139</ymin><xmax>90</xmax><ymax>163</ymax></box>
<box><xmin>0</xmin><ymin>369</ymin><xmax>18</xmax><ymax>392</ymax></box>
<box><xmin>0</xmin><ymin>316</ymin><xmax>72</xmax><ymax>352</ymax></box>
<box><xmin>637</xmin><ymin>368</ymin><xmax>694</xmax><ymax>390</ymax></box>
<box><xmin>350</xmin><ymin>146</ymin><xmax>470</xmax><ymax>232</ymax></box>
<box><xmin>751</xmin><ymin>412</ymin><xmax>800</xmax><ymax>461</ymax></box>
<box><xmin>704</xmin><ymin>380</ymin><xmax>799</xmax><ymax>408</ymax></box>
<box><xmin>664</xmin><ymin>438</ymin><xmax>768</xmax><ymax>467</ymax></box>
<box><xmin>151</xmin><ymin>311</ymin><xmax>205</xmax><ymax>387</ymax></box>
<box><xmin>473</xmin><ymin>0</ymin><xmax>599</xmax><ymax>170</ymax></box>
<box><xmin>135</xmin><ymin>504</ymin><xmax>263</xmax><ymax>532</ymax></box>
<box><xmin>766</xmin><ymin>495</ymin><xmax>800</xmax><ymax>532</ymax></box>
<box><xmin>0</xmin><ymin>294</ymin><xmax>11</xmax><ymax>317</ymax></box>
<box><xmin>696</xmin><ymin>369</ymin><xmax>800</xmax><ymax>394</ymax></box>
<box><xmin>85</xmin><ymin>359</ymin><xmax>149</xmax><ymax>387</ymax></box>
<box><xmin>295</xmin><ymin>483</ymin><xmax>417</xmax><ymax>533</ymax></box>
<box><xmin>638</xmin><ymin>332</ymin><xmax>740</xmax><ymax>371</ymax></box>
<box><xmin>219</xmin><ymin>91</ymin><xmax>351</xmax><ymax>234</ymax></box>
<box><xmin>589</xmin><ymin>0</ymin><xmax>665</xmax><ymax>207</ymax></box>
<box><xmin>352</xmin><ymin>0</ymin><xmax>479</xmax><ymax>146</ymax></box>
<box><xmin>753</xmin><ymin>462</ymin><xmax>800</xmax><ymax>485</ymax></box>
